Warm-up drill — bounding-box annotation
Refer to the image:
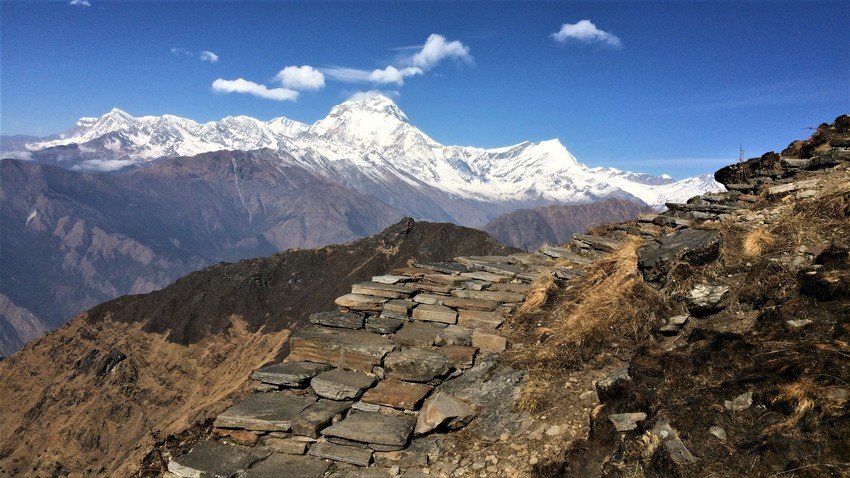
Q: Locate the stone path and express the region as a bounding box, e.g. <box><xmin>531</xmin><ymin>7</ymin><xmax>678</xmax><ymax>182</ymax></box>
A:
<box><xmin>165</xmin><ymin>244</ymin><xmax>607</xmax><ymax>477</ymax></box>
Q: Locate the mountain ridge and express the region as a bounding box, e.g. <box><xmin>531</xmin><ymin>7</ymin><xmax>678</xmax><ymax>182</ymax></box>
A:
<box><xmin>21</xmin><ymin>95</ymin><xmax>723</xmax><ymax>211</ymax></box>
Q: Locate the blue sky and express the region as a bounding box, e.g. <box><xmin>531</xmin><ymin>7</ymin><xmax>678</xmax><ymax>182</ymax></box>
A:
<box><xmin>2</xmin><ymin>1</ymin><xmax>848</xmax><ymax>178</ymax></box>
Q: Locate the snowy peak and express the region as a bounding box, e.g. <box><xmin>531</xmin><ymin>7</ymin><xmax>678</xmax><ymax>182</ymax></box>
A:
<box><xmin>24</xmin><ymin>97</ymin><xmax>724</xmax><ymax>210</ymax></box>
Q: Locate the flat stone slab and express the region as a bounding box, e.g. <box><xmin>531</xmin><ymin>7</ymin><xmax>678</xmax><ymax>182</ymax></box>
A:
<box><xmin>168</xmin><ymin>441</ymin><xmax>269</xmax><ymax>478</ymax></box>
<box><xmin>412</xmin><ymin>293</ymin><xmax>447</xmax><ymax>305</ymax></box>
<box><xmin>424</xmin><ymin>273</ymin><xmax>468</xmax><ymax>285</ymax></box>
<box><xmin>259</xmin><ymin>436</ymin><xmax>309</xmax><ymax>455</ymax></box>
<box><xmin>351</xmin><ymin>282</ymin><xmax>413</xmax><ymax>299</ymax></box>
<box><xmin>573</xmin><ymin>234</ymin><xmax>622</xmax><ymax>253</ymax></box>
<box><xmin>366</xmin><ymin>316</ymin><xmax>405</xmax><ymax>334</ymax></box>
<box><xmin>288</xmin><ymin>326</ymin><xmax>396</xmax><ymax>372</ymax></box>
<box><xmin>414</xmin><ymin>281</ymin><xmax>455</xmax><ymax>294</ymax></box>
<box><xmin>308</xmin><ymin>441</ymin><xmax>373</xmax><ymax>467</ymax></box>
<box><xmin>322</xmin><ymin>411</ymin><xmax>416</xmax><ymax>447</ymax></box>
<box><xmin>539</xmin><ymin>246</ymin><xmax>593</xmax><ymax>265</ymax></box>
<box><xmin>251</xmin><ymin>361</ymin><xmax>332</xmax><ymax>387</ymax></box>
<box><xmin>311</xmin><ymin>369</ymin><xmax>376</xmax><ymax>400</ymax></box>
<box><xmin>488</xmin><ymin>282</ymin><xmax>532</xmax><ymax>294</ymax></box>
<box><xmin>440</xmin><ymin>345</ymin><xmax>477</xmax><ymax>369</ymax></box>
<box><xmin>412</xmin><ymin>304</ymin><xmax>457</xmax><ymax>324</ymax></box>
<box><xmin>391</xmin><ymin>321</ymin><xmax>442</xmax><ymax>347</ymax></box>
<box><xmin>371</xmin><ymin>274</ymin><xmax>409</xmax><ymax>284</ymax></box>
<box><xmin>384</xmin><ymin>348</ymin><xmax>453</xmax><ymax>382</ymax></box>
<box><xmin>361</xmin><ymin>379</ymin><xmax>433</xmax><ymax>410</ymax></box>
<box><xmin>245</xmin><ymin>453</ymin><xmax>330</xmax><ymax>478</ymax></box>
<box><xmin>637</xmin><ymin>228</ymin><xmax>721</xmax><ymax>283</ymax></box>
<box><xmin>335</xmin><ymin>293</ymin><xmax>388</xmax><ymax>312</ymax></box>
<box><xmin>309</xmin><ymin>311</ymin><xmax>364</xmax><ymax>330</ymax></box>
<box><xmin>292</xmin><ymin>400</ymin><xmax>353</xmax><ymax>438</ymax></box>
<box><xmin>435</xmin><ymin>324</ymin><xmax>472</xmax><ymax>346</ymax></box>
<box><xmin>215</xmin><ymin>392</ymin><xmax>316</xmax><ymax>432</ymax></box>
<box><xmin>381</xmin><ymin>299</ymin><xmax>414</xmax><ymax>319</ymax></box>
<box><xmin>328</xmin><ymin>469</ymin><xmax>395</xmax><ymax>478</ymax></box>
<box><xmin>509</xmin><ymin>253</ymin><xmax>554</xmax><ymax>266</ymax></box>
<box><xmin>451</xmin><ymin>289</ymin><xmax>525</xmax><ymax>303</ymax></box>
<box><xmin>440</xmin><ymin>296</ymin><xmax>498</xmax><ymax>311</ymax></box>
<box><xmin>458</xmin><ymin>310</ymin><xmax>504</xmax><ymax>330</ymax></box>
<box><xmin>471</xmin><ymin>329</ymin><xmax>507</xmax><ymax>353</ymax></box>
<box><xmin>413</xmin><ymin>261</ymin><xmax>469</xmax><ymax>274</ymax></box>
<box><xmin>460</xmin><ymin>271</ymin><xmax>511</xmax><ymax>283</ymax></box>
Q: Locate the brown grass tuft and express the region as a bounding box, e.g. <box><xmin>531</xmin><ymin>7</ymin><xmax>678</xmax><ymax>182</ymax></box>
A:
<box><xmin>508</xmin><ymin>237</ymin><xmax>669</xmax><ymax>371</ymax></box>
<box><xmin>517</xmin><ymin>274</ymin><xmax>556</xmax><ymax>315</ymax></box>
<box><xmin>516</xmin><ymin>371</ymin><xmax>553</xmax><ymax>413</ymax></box>
<box><xmin>744</xmin><ymin>228</ymin><xmax>776</xmax><ymax>257</ymax></box>
<box><xmin>767</xmin><ymin>379</ymin><xmax>819</xmax><ymax>432</ymax></box>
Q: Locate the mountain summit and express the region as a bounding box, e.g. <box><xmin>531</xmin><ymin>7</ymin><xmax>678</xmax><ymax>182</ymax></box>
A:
<box><xmin>24</xmin><ymin>96</ymin><xmax>723</xmax><ymax>213</ymax></box>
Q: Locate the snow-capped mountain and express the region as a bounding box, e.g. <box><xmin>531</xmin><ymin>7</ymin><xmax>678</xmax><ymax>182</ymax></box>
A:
<box><xmin>25</xmin><ymin>94</ymin><xmax>723</xmax><ymax>217</ymax></box>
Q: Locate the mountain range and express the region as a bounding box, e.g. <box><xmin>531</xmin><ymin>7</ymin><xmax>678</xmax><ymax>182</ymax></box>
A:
<box><xmin>0</xmin><ymin>95</ymin><xmax>722</xmax><ymax>355</ymax></box>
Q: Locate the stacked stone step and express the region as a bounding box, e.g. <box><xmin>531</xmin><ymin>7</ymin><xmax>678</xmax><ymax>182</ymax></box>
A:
<box><xmin>167</xmin><ymin>252</ymin><xmax>580</xmax><ymax>477</ymax></box>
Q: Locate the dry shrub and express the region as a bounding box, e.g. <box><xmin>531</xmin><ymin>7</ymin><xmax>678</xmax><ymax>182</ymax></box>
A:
<box><xmin>766</xmin><ymin>379</ymin><xmax>819</xmax><ymax>432</ymax></box>
<box><xmin>516</xmin><ymin>371</ymin><xmax>553</xmax><ymax>413</ymax></box>
<box><xmin>517</xmin><ymin>274</ymin><xmax>555</xmax><ymax>316</ymax></box>
<box><xmin>743</xmin><ymin>228</ymin><xmax>776</xmax><ymax>257</ymax></box>
<box><xmin>509</xmin><ymin>238</ymin><xmax>669</xmax><ymax>370</ymax></box>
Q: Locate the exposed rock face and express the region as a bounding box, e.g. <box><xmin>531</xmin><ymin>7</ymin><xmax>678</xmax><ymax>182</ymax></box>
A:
<box><xmin>637</xmin><ymin>228</ymin><xmax>722</xmax><ymax>284</ymax></box>
<box><xmin>484</xmin><ymin>199</ymin><xmax>653</xmax><ymax>250</ymax></box>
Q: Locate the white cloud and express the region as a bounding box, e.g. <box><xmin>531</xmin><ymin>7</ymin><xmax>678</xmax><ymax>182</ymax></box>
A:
<box><xmin>211</xmin><ymin>78</ymin><xmax>299</xmax><ymax>101</ymax></box>
<box><xmin>172</xmin><ymin>48</ymin><xmax>220</xmax><ymax>63</ymax></box>
<box><xmin>552</xmin><ymin>20</ymin><xmax>622</xmax><ymax>48</ymax></box>
<box><xmin>368</xmin><ymin>66</ymin><xmax>423</xmax><ymax>85</ymax></box>
<box><xmin>2</xmin><ymin>151</ymin><xmax>34</xmax><ymax>161</ymax></box>
<box><xmin>347</xmin><ymin>90</ymin><xmax>401</xmax><ymax>102</ymax></box>
<box><xmin>323</xmin><ymin>33</ymin><xmax>471</xmax><ymax>88</ymax></box>
<box><xmin>199</xmin><ymin>51</ymin><xmax>219</xmax><ymax>63</ymax></box>
<box><xmin>71</xmin><ymin>159</ymin><xmax>136</xmax><ymax>172</ymax></box>
<box><xmin>408</xmin><ymin>34</ymin><xmax>472</xmax><ymax>69</ymax></box>
<box><xmin>276</xmin><ymin>65</ymin><xmax>325</xmax><ymax>91</ymax></box>
<box><xmin>69</xmin><ymin>0</ymin><xmax>91</xmax><ymax>6</ymax></box>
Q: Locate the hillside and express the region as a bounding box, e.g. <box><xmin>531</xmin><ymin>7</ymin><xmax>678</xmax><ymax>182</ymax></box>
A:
<box><xmin>484</xmin><ymin>199</ymin><xmax>653</xmax><ymax>249</ymax></box>
<box><xmin>0</xmin><ymin>218</ymin><xmax>513</xmax><ymax>477</ymax></box>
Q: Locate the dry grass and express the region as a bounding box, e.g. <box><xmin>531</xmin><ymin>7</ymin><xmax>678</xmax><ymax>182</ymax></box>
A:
<box><xmin>766</xmin><ymin>379</ymin><xmax>818</xmax><ymax>432</ymax></box>
<box><xmin>517</xmin><ymin>274</ymin><xmax>556</xmax><ymax>316</ymax></box>
<box><xmin>744</xmin><ymin>228</ymin><xmax>776</xmax><ymax>257</ymax></box>
<box><xmin>509</xmin><ymin>237</ymin><xmax>669</xmax><ymax>371</ymax></box>
<box><xmin>516</xmin><ymin>371</ymin><xmax>553</xmax><ymax>413</ymax></box>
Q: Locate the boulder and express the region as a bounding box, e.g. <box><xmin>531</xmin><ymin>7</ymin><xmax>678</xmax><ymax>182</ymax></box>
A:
<box><xmin>251</xmin><ymin>361</ymin><xmax>332</xmax><ymax>387</ymax></box>
<box><xmin>686</xmin><ymin>284</ymin><xmax>731</xmax><ymax>316</ymax></box>
<box><xmin>361</xmin><ymin>379</ymin><xmax>433</xmax><ymax>410</ymax></box>
<box><xmin>384</xmin><ymin>349</ymin><xmax>453</xmax><ymax>382</ymax></box>
<box><xmin>637</xmin><ymin>229</ymin><xmax>721</xmax><ymax>284</ymax></box>
<box><xmin>415</xmin><ymin>392</ymin><xmax>477</xmax><ymax>435</ymax></box>
<box><xmin>311</xmin><ymin>369</ymin><xmax>375</xmax><ymax>400</ymax></box>
<box><xmin>321</xmin><ymin>411</ymin><xmax>416</xmax><ymax>447</ymax></box>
